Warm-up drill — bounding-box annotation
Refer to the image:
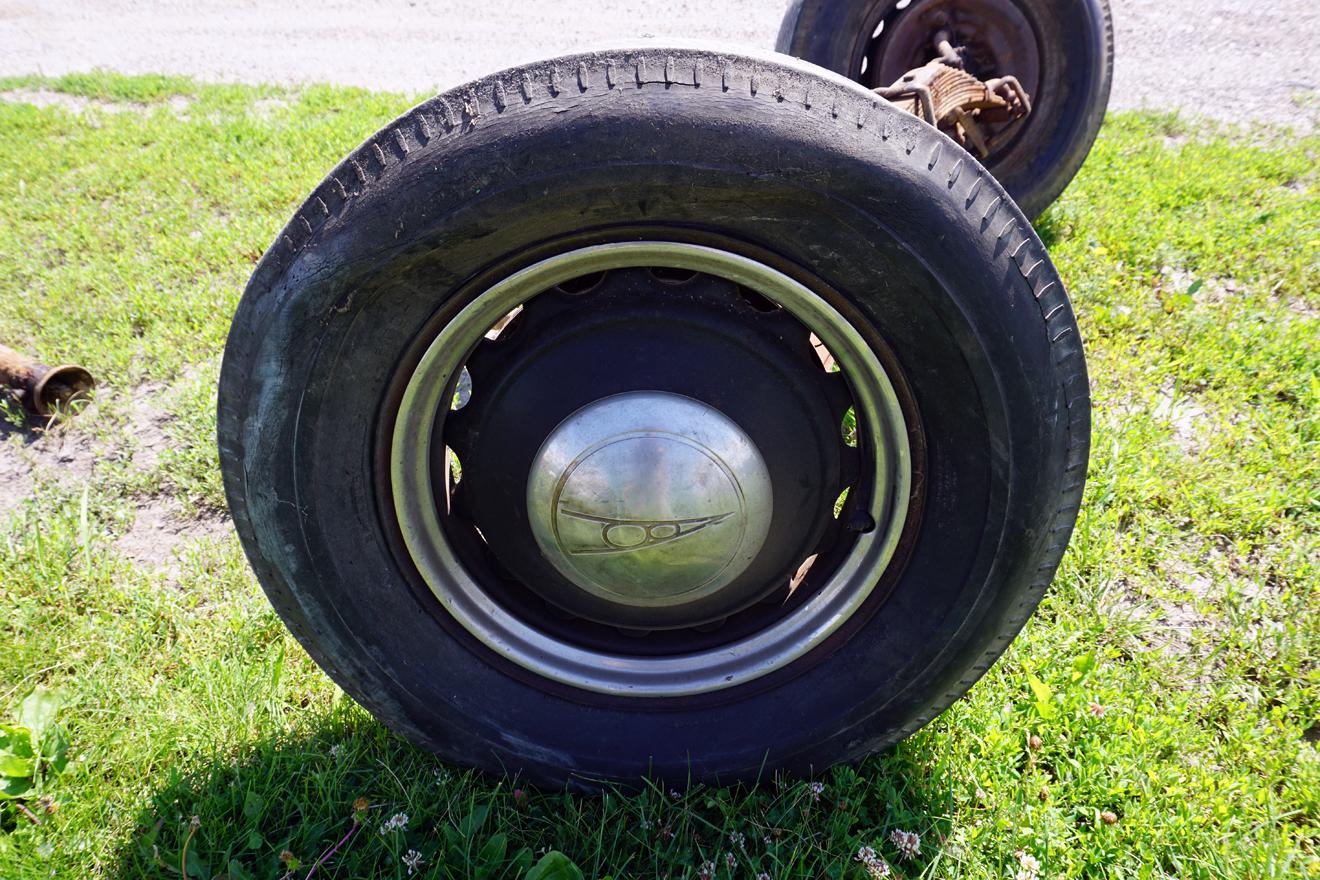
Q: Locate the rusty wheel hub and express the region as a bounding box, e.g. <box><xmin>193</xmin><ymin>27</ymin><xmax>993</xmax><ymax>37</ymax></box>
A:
<box><xmin>865</xmin><ymin>0</ymin><xmax>1039</xmax><ymax>158</ymax></box>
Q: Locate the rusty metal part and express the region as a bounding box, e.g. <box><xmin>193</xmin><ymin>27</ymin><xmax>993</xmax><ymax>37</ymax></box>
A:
<box><xmin>933</xmin><ymin>32</ymin><xmax>963</xmax><ymax>68</ymax></box>
<box><xmin>0</xmin><ymin>344</ymin><xmax>95</xmax><ymax>416</ymax></box>
<box><xmin>864</xmin><ymin>0</ymin><xmax>1040</xmax><ymax>97</ymax></box>
<box><xmin>866</xmin><ymin>2</ymin><xmax>1038</xmax><ymax>159</ymax></box>
<box><xmin>874</xmin><ymin>31</ymin><xmax>1032</xmax><ymax>158</ymax></box>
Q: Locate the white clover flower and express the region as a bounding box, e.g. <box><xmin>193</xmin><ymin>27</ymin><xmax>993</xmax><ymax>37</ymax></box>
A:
<box><xmin>757</xmin><ymin>874</ymin><xmax>770</xmax><ymax>880</ymax></box>
<box><xmin>1014</xmin><ymin>849</ymin><xmax>1041</xmax><ymax>880</ymax></box>
<box><xmin>402</xmin><ymin>848</ymin><xmax>424</xmax><ymax>875</ymax></box>
<box><xmin>725</xmin><ymin>852</ymin><xmax>736</xmax><ymax>868</ymax></box>
<box><xmin>329</xmin><ymin>743</ymin><xmax>343</xmax><ymax>758</ymax></box>
<box><xmin>729</xmin><ymin>831</ymin><xmax>745</xmax><ymax>850</ymax></box>
<box><xmin>889</xmin><ymin>829</ymin><xmax>920</xmax><ymax>860</ymax></box>
<box><xmin>942</xmin><ymin>828</ymin><xmax>968</xmax><ymax>861</ymax></box>
<box><xmin>379</xmin><ymin>812</ymin><xmax>409</xmax><ymax>834</ymax></box>
<box><xmin>855</xmin><ymin>846</ymin><xmax>891</xmax><ymax>878</ymax></box>
<box><xmin>808</xmin><ymin>781</ymin><xmax>824</xmax><ymax>802</ymax></box>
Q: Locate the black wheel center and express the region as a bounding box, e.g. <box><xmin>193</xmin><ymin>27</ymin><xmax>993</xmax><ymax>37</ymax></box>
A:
<box><xmin>438</xmin><ymin>265</ymin><xmax>860</xmax><ymax>648</ymax></box>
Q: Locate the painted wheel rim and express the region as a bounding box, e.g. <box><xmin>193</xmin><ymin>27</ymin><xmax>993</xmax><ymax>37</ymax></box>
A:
<box><xmin>391</xmin><ymin>242</ymin><xmax>911</xmax><ymax>696</ymax></box>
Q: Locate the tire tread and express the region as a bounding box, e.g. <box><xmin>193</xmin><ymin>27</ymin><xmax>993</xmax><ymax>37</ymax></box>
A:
<box><xmin>221</xmin><ymin>45</ymin><xmax>1089</xmax><ymax>782</ymax></box>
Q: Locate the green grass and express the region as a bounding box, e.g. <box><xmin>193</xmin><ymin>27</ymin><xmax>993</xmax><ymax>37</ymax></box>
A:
<box><xmin>1</xmin><ymin>75</ymin><xmax>1317</xmax><ymax>879</ymax></box>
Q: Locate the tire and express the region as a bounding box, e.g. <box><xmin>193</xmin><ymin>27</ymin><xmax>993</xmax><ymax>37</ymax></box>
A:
<box><xmin>777</xmin><ymin>0</ymin><xmax>1113</xmax><ymax>219</ymax></box>
<box><xmin>218</xmin><ymin>44</ymin><xmax>1089</xmax><ymax>789</ymax></box>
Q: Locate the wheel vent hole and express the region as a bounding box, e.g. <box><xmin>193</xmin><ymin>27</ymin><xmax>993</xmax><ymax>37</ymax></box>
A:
<box><xmin>833</xmin><ymin>487</ymin><xmax>850</xmax><ymax>519</ymax></box>
<box><xmin>555</xmin><ymin>271</ymin><xmax>607</xmax><ymax>295</ymax></box>
<box><xmin>737</xmin><ymin>286</ymin><xmax>781</xmax><ymax>313</ymax></box>
<box><xmin>648</xmin><ymin>266</ymin><xmax>700</xmax><ymax>285</ymax></box>
<box><xmin>451</xmin><ymin>366</ymin><xmax>472</xmax><ymax>410</ymax></box>
<box><xmin>809</xmin><ymin>333</ymin><xmax>839</xmax><ymax>371</ymax></box>
<box><xmin>841</xmin><ymin>407</ymin><xmax>857</xmax><ymax>447</ymax></box>
<box><xmin>442</xmin><ymin>449</ymin><xmax>463</xmax><ymax>515</ymax></box>
<box><xmin>484</xmin><ymin>305</ymin><xmax>523</xmax><ymax>340</ymax></box>
<box><xmin>789</xmin><ymin>554</ymin><xmax>819</xmax><ymax>593</ymax></box>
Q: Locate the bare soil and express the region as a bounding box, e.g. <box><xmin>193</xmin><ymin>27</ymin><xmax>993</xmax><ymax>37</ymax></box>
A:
<box><xmin>0</xmin><ymin>380</ymin><xmax>232</xmax><ymax>577</ymax></box>
<box><xmin>113</xmin><ymin>495</ymin><xmax>231</xmax><ymax>580</ymax></box>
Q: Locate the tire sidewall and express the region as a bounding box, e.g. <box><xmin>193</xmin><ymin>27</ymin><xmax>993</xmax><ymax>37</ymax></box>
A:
<box><xmin>219</xmin><ymin>47</ymin><xmax>1087</xmax><ymax>786</ymax></box>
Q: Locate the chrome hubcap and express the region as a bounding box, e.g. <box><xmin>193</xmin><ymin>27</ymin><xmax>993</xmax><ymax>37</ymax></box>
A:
<box><xmin>527</xmin><ymin>391</ymin><xmax>773</xmax><ymax>617</ymax></box>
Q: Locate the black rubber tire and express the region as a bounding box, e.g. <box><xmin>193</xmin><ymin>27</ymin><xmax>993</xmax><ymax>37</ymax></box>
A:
<box><xmin>776</xmin><ymin>0</ymin><xmax>1113</xmax><ymax>219</ymax></box>
<box><xmin>218</xmin><ymin>44</ymin><xmax>1089</xmax><ymax>789</ymax></box>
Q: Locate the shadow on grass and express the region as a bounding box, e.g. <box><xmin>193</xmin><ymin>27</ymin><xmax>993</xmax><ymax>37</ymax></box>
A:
<box><xmin>106</xmin><ymin>708</ymin><xmax>957</xmax><ymax>880</ymax></box>
<box><xmin>1033</xmin><ymin>206</ymin><xmax>1066</xmax><ymax>250</ymax></box>
<box><xmin>0</xmin><ymin>394</ymin><xmax>47</xmax><ymax>444</ymax></box>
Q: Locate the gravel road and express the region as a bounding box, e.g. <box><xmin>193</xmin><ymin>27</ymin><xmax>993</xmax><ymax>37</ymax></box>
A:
<box><xmin>1</xmin><ymin>0</ymin><xmax>1317</xmax><ymax>126</ymax></box>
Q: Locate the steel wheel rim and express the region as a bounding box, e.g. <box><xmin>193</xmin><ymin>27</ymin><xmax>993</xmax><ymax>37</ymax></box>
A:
<box><xmin>391</xmin><ymin>241</ymin><xmax>911</xmax><ymax>696</ymax></box>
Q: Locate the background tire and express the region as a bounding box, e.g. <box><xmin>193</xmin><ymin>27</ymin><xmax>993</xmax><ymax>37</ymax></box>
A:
<box><xmin>218</xmin><ymin>45</ymin><xmax>1089</xmax><ymax>788</ymax></box>
<box><xmin>777</xmin><ymin>0</ymin><xmax>1113</xmax><ymax>219</ymax></box>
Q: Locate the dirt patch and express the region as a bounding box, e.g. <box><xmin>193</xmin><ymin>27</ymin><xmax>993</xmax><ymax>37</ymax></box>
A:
<box><xmin>0</xmin><ymin>411</ymin><xmax>113</xmax><ymax>521</ymax></box>
<box><xmin>1106</xmin><ymin>538</ymin><xmax>1282</xmax><ymax>674</ymax></box>
<box><xmin>127</xmin><ymin>381</ymin><xmax>173</xmax><ymax>471</ymax></box>
<box><xmin>1156</xmin><ymin>266</ymin><xmax>1246</xmax><ymax>308</ymax></box>
<box><xmin>0</xmin><ymin>88</ymin><xmax>115</xmax><ymax>112</ymax></box>
<box><xmin>1108</xmin><ymin>577</ymin><xmax>1206</xmax><ymax>665</ymax></box>
<box><xmin>1</xmin><ymin>369</ymin><xmax>213</xmax><ymax>525</ymax></box>
<box><xmin>1152</xmin><ymin>384</ymin><xmax>1209</xmax><ymax>456</ymax></box>
<box><xmin>0</xmin><ymin>89</ymin><xmax>191</xmax><ymax>115</ymax></box>
<box><xmin>250</xmin><ymin>96</ymin><xmax>291</xmax><ymax>118</ymax></box>
<box><xmin>2</xmin><ymin>373</ymin><xmax>234</xmax><ymax>582</ymax></box>
<box><xmin>1279</xmin><ymin>295</ymin><xmax>1320</xmax><ymax>321</ymax></box>
<box><xmin>1157</xmin><ymin>264</ymin><xmax>1317</xmax><ymax>322</ymax></box>
<box><xmin>1149</xmin><ymin>558</ymin><xmax>1222</xmax><ymax>659</ymax></box>
<box><xmin>2</xmin><ymin>368</ymin><xmax>236</xmax><ymax>583</ymax></box>
<box><xmin>114</xmin><ymin>496</ymin><xmax>232</xmax><ymax>582</ymax></box>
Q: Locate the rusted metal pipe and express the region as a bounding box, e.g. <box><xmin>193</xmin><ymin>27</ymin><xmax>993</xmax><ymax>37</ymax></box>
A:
<box><xmin>0</xmin><ymin>344</ymin><xmax>95</xmax><ymax>416</ymax></box>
